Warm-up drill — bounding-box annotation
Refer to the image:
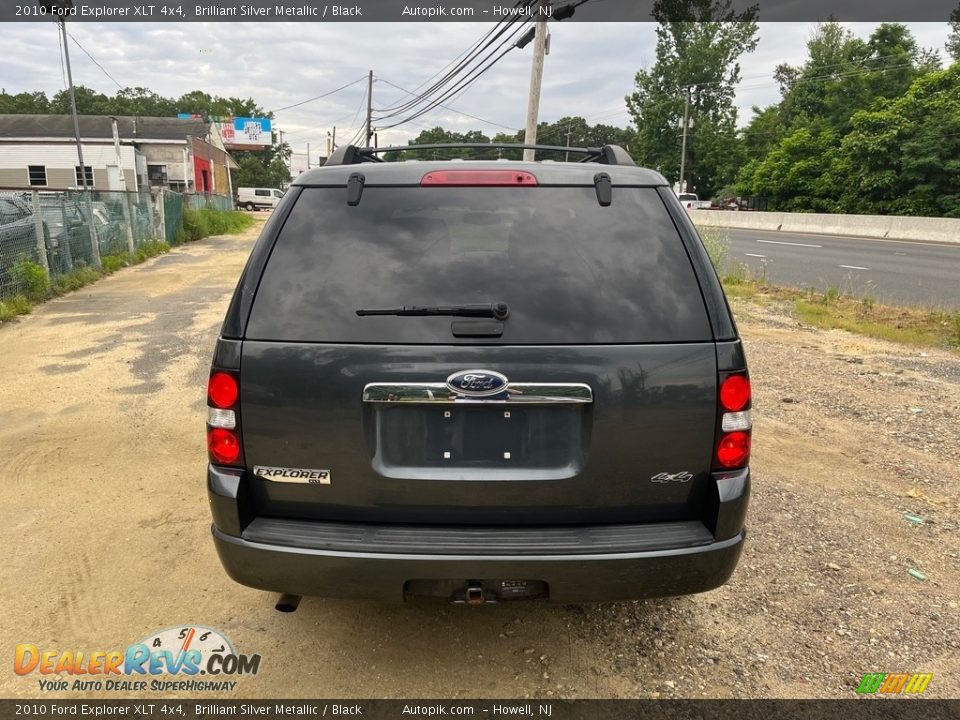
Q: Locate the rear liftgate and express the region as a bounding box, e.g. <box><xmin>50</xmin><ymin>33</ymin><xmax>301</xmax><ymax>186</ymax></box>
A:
<box><xmin>364</xmin><ymin>378</ymin><xmax>593</xmax><ymax>604</ymax></box>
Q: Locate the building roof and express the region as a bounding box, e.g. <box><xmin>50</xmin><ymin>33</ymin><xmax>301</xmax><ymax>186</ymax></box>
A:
<box><xmin>0</xmin><ymin>114</ymin><xmax>211</xmax><ymax>142</ymax></box>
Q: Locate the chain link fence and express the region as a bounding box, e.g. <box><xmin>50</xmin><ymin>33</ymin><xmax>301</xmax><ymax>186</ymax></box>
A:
<box><xmin>0</xmin><ymin>188</ymin><xmax>232</xmax><ymax>300</ymax></box>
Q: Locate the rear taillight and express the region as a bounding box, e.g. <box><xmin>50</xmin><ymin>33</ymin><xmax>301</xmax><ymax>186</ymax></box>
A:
<box><xmin>717</xmin><ymin>431</ymin><xmax>751</xmax><ymax>468</ymax></box>
<box><xmin>208</xmin><ymin>371</ymin><xmax>238</xmax><ymax>408</ymax></box>
<box><xmin>208</xmin><ymin>428</ymin><xmax>241</xmax><ymax>464</ymax></box>
<box><xmin>207</xmin><ymin>370</ymin><xmax>243</xmax><ymax>467</ymax></box>
<box><xmin>715</xmin><ymin>373</ymin><xmax>751</xmax><ymax>470</ymax></box>
<box><xmin>720</xmin><ymin>375</ymin><xmax>751</xmax><ymax>412</ymax></box>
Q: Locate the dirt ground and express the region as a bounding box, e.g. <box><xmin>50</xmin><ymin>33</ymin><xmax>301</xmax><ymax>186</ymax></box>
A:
<box><xmin>1</xmin><ymin>221</ymin><xmax>957</xmax><ymax>699</ymax></box>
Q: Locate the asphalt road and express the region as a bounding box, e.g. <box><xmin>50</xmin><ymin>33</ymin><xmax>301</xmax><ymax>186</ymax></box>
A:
<box><xmin>723</xmin><ymin>228</ymin><xmax>960</xmax><ymax>309</ymax></box>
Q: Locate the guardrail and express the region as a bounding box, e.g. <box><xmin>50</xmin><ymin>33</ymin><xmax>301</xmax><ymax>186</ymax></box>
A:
<box><xmin>689</xmin><ymin>210</ymin><xmax>960</xmax><ymax>245</ymax></box>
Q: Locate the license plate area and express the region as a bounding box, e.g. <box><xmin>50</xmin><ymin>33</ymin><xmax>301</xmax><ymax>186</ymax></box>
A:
<box><xmin>369</xmin><ymin>403</ymin><xmax>588</xmax><ymax>480</ymax></box>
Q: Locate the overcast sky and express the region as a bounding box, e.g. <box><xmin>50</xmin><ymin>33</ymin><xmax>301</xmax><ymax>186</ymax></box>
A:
<box><xmin>0</xmin><ymin>21</ymin><xmax>952</xmax><ymax>170</ymax></box>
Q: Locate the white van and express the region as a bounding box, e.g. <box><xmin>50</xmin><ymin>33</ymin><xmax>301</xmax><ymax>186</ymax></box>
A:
<box><xmin>236</xmin><ymin>187</ymin><xmax>284</xmax><ymax>211</ymax></box>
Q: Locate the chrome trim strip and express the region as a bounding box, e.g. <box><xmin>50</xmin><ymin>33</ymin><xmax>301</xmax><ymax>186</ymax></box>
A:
<box><xmin>362</xmin><ymin>382</ymin><xmax>593</xmax><ymax>405</ymax></box>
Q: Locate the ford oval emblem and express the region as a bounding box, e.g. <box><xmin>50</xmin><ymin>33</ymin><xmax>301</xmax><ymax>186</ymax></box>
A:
<box><xmin>446</xmin><ymin>369</ymin><xmax>509</xmax><ymax>397</ymax></box>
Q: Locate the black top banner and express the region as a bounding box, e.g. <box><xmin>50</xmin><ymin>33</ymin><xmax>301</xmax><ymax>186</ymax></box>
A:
<box><xmin>2</xmin><ymin>0</ymin><xmax>958</xmax><ymax>23</ymax></box>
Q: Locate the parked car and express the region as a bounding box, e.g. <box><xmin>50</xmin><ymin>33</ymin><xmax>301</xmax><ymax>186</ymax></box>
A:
<box><xmin>206</xmin><ymin>143</ymin><xmax>751</xmax><ymax>605</ymax></box>
<box><xmin>0</xmin><ymin>192</ymin><xmax>49</xmax><ymax>288</ymax></box>
<box><xmin>235</xmin><ymin>187</ymin><xmax>284</xmax><ymax>211</ymax></box>
<box><xmin>677</xmin><ymin>192</ymin><xmax>711</xmax><ymax>210</ymax></box>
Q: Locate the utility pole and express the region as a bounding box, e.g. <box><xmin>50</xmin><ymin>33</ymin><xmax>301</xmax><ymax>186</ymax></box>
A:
<box><xmin>57</xmin><ymin>13</ymin><xmax>100</xmax><ymax>267</ymax></box>
<box><xmin>364</xmin><ymin>70</ymin><xmax>373</xmax><ymax>147</ymax></box>
<box><xmin>307</xmin><ymin>143</ymin><xmax>311</xmax><ymax>170</ymax></box>
<box><xmin>679</xmin><ymin>88</ymin><xmax>690</xmax><ymax>194</ymax></box>
<box><xmin>332</xmin><ymin>126</ymin><xmax>337</xmax><ymax>150</ymax></box>
<box><xmin>522</xmin><ymin>0</ymin><xmax>549</xmax><ymax>161</ymax></box>
<box><xmin>564</xmin><ymin>126</ymin><xmax>572</xmax><ymax>162</ymax></box>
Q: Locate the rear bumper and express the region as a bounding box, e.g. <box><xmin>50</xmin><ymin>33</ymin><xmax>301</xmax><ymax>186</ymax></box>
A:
<box><xmin>212</xmin><ymin>525</ymin><xmax>745</xmax><ymax>603</ymax></box>
<box><xmin>208</xmin><ymin>464</ymin><xmax>749</xmax><ymax>603</ymax></box>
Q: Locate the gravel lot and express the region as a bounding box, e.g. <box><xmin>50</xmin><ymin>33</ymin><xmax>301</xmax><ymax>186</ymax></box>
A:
<box><xmin>0</xmin><ymin>224</ymin><xmax>957</xmax><ymax>699</ymax></box>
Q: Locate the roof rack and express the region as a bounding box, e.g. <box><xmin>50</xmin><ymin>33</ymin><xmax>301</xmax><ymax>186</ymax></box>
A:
<box><xmin>323</xmin><ymin>143</ymin><xmax>635</xmax><ymax>167</ymax></box>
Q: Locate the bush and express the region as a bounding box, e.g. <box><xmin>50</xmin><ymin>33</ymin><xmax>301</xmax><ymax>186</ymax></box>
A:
<box><xmin>698</xmin><ymin>227</ymin><xmax>730</xmax><ymax>272</ymax></box>
<box><xmin>181</xmin><ymin>208</ymin><xmax>253</xmax><ymax>242</ymax></box>
<box><xmin>10</xmin><ymin>255</ymin><xmax>51</xmax><ymax>301</ymax></box>
<box><xmin>52</xmin><ymin>266</ymin><xmax>102</xmax><ymax>294</ymax></box>
<box><xmin>101</xmin><ymin>255</ymin><xmax>129</xmax><ymax>273</ymax></box>
<box><xmin>0</xmin><ymin>295</ymin><xmax>32</xmax><ymax>322</ymax></box>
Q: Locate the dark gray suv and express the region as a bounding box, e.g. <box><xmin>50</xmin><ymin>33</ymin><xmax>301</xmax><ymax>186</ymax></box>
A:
<box><xmin>206</xmin><ymin>144</ymin><xmax>751</xmax><ymax>605</ymax></box>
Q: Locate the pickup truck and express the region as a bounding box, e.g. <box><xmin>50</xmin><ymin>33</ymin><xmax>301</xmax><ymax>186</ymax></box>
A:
<box><xmin>677</xmin><ymin>193</ymin><xmax>711</xmax><ymax>210</ymax></box>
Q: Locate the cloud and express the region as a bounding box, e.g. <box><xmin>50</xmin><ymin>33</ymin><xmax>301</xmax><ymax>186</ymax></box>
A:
<box><xmin>0</xmin><ymin>19</ymin><xmax>949</xmax><ymax>158</ymax></box>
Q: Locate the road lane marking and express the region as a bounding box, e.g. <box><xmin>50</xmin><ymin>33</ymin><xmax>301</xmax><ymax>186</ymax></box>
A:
<box><xmin>745</xmin><ymin>253</ymin><xmax>767</xmax><ymax>258</ymax></box>
<box><xmin>728</xmin><ymin>227</ymin><xmax>960</xmax><ymax>249</ymax></box>
<box><xmin>839</xmin><ymin>265</ymin><xmax>870</xmax><ymax>270</ymax></box>
<box><xmin>756</xmin><ymin>239</ymin><xmax>822</xmax><ymax>248</ymax></box>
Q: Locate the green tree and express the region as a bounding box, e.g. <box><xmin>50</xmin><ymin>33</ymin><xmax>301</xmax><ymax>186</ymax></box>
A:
<box><xmin>947</xmin><ymin>5</ymin><xmax>960</xmax><ymax>61</ymax></box>
<box><xmin>841</xmin><ymin>64</ymin><xmax>960</xmax><ymax>216</ymax></box>
<box><xmin>625</xmin><ymin>0</ymin><xmax>759</xmax><ymax>199</ymax></box>
<box><xmin>736</xmin><ymin>126</ymin><xmax>843</xmax><ymax>211</ymax></box>
<box><xmin>382</xmin><ymin>126</ymin><xmax>496</xmax><ymax>161</ymax></box>
<box><xmin>740</xmin><ymin>105</ymin><xmax>786</xmax><ymax>161</ymax></box>
<box><xmin>775</xmin><ymin>23</ymin><xmax>937</xmax><ymax>138</ymax></box>
<box><xmin>49</xmin><ymin>85</ymin><xmax>112</xmax><ymax>114</ymax></box>
<box><xmin>0</xmin><ymin>90</ymin><xmax>51</xmax><ymax>114</ymax></box>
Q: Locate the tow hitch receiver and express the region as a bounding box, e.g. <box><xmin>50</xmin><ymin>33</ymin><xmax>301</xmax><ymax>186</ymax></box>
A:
<box><xmin>453</xmin><ymin>583</ymin><xmax>496</xmax><ymax>605</ymax></box>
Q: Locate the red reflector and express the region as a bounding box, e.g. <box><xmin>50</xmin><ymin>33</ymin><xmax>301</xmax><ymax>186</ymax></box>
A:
<box><xmin>208</xmin><ymin>372</ymin><xmax>238</xmax><ymax>409</ymax></box>
<box><xmin>420</xmin><ymin>170</ymin><xmax>538</xmax><ymax>187</ymax></box>
<box><xmin>208</xmin><ymin>428</ymin><xmax>241</xmax><ymax>465</ymax></box>
<box><xmin>717</xmin><ymin>431</ymin><xmax>751</xmax><ymax>468</ymax></box>
<box><xmin>720</xmin><ymin>374</ymin><xmax>751</xmax><ymax>412</ymax></box>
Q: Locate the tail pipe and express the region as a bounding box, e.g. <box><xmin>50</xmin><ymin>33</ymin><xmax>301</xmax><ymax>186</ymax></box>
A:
<box><xmin>275</xmin><ymin>594</ymin><xmax>302</xmax><ymax>613</ymax></box>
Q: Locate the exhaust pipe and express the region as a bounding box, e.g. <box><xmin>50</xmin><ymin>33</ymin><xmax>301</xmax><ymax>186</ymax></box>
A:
<box><xmin>275</xmin><ymin>594</ymin><xmax>302</xmax><ymax>613</ymax></box>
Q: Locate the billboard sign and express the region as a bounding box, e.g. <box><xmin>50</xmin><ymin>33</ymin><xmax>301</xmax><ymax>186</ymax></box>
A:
<box><xmin>221</xmin><ymin>117</ymin><xmax>272</xmax><ymax>149</ymax></box>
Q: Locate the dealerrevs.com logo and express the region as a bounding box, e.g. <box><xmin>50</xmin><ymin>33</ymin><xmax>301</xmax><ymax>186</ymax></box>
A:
<box><xmin>14</xmin><ymin>625</ymin><xmax>261</xmax><ymax>692</ymax></box>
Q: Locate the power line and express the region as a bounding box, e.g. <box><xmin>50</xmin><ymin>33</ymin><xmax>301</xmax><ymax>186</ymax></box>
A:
<box><xmin>56</xmin><ymin>25</ymin><xmax>66</xmax><ymax>90</ymax></box>
<box><xmin>376</xmin><ymin>77</ymin><xmax>520</xmax><ymax>132</ymax></box>
<box><xmin>378</xmin><ymin>9</ymin><xmax>525</xmax><ymax>112</ymax></box>
<box><xmin>268</xmin><ymin>75</ymin><xmax>368</xmax><ymax>113</ymax></box>
<box><xmin>374</xmin><ymin>24</ymin><xmax>531</xmax><ymax>132</ymax></box>
<box><xmin>67</xmin><ymin>31</ymin><xmax>123</xmax><ymax>90</ymax></box>
<box><xmin>374</xmin><ymin>14</ymin><xmax>527</xmax><ymax>119</ymax></box>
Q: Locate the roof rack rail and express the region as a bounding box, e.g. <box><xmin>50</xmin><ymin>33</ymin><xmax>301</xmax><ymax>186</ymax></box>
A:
<box><xmin>322</xmin><ymin>143</ymin><xmax>636</xmax><ymax>167</ymax></box>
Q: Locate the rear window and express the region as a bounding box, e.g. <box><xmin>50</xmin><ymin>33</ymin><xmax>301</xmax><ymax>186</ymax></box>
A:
<box><xmin>246</xmin><ymin>186</ymin><xmax>711</xmax><ymax>344</ymax></box>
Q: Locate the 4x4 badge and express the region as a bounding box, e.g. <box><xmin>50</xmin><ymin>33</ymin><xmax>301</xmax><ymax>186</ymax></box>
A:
<box><xmin>446</xmin><ymin>369</ymin><xmax>509</xmax><ymax>397</ymax></box>
<box><xmin>651</xmin><ymin>471</ymin><xmax>693</xmax><ymax>483</ymax></box>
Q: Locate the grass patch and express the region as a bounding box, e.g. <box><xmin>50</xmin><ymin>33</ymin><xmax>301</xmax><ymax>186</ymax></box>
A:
<box><xmin>181</xmin><ymin>207</ymin><xmax>254</xmax><ymax>243</ymax></box>
<box><xmin>0</xmin><ymin>241</ymin><xmax>171</xmax><ymax>325</ymax></box>
<box><xmin>0</xmin><ymin>295</ymin><xmax>32</xmax><ymax>322</ymax></box>
<box><xmin>793</xmin><ymin>296</ymin><xmax>960</xmax><ymax>349</ymax></box>
<box><xmin>10</xmin><ymin>256</ymin><xmax>52</xmax><ymax>302</ymax></box>
<box><xmin>721</xmin><ymin>276</ymin><xmax>960</xmax><ymax>351</ymax></box>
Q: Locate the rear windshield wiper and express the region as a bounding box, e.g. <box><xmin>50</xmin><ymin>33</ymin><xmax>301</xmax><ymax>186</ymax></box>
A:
<box><xmin>356</xmin><ymin>302</ymin><xmax>510</xmax><ymax>320</ymax></box>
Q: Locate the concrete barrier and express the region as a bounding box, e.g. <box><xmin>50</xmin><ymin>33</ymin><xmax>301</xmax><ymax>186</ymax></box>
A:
<box><xmin>688</xmin><ymin>210</ymin><xmax>960</xmax><ymax>244</ymax></box>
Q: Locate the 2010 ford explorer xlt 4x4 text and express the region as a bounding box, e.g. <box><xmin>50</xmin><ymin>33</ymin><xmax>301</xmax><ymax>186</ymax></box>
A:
<box><xmin>206</xmin><ymin>143</ymin><xmax>751</xmax><ymax>605</ymax></box>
